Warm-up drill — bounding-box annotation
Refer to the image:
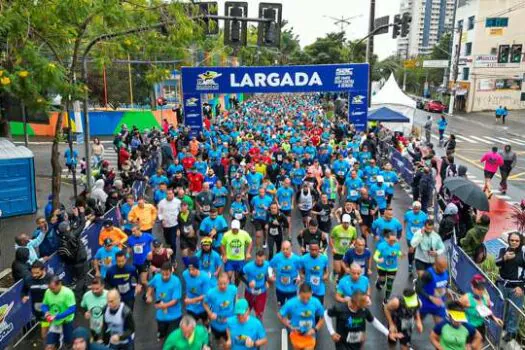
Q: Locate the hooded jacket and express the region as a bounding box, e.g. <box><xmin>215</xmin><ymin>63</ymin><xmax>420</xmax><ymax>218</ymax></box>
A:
<box><xmin>460</xmin><ymin>223</ymin><xmax>489</xmax><ymax>258</ymax></box>
<box><xmin>72</xmin><ymin>327</ymin><xmax>109</xmax><ymax>350</ymax></box>
<box><xmin>12</xmin><ymin>248</ymin><xmax>31</xmax><ymax>282</ymax></box>
<box><xmin>91</xmin><ymin>179</ymin><xmax>108</xmax><ymax>205</ymax></box>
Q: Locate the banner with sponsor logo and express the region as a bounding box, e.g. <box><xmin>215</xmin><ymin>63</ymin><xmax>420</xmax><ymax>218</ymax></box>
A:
<box><xmin>181</xmin><ymin>64</ymin><xmax>369</xmax><ymax>133</ymax></box>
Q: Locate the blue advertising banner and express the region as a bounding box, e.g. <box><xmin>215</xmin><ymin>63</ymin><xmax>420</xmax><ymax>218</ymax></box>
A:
<box><xmin>390</xmin><ymin>148</ymin><xmax>414</xmax><ymax>184</ymax></box>
<box><xmin>183</xmin><ymin>93</ymin><xmax>203</xmax><ymax>138</ymax></box>
<box><xmin>0</xmin><ymin>281</ymin><xmax>32</xmax><ymax>349</ymax></box>
<box><xmin>181</xmin><ymin>64</ymin><xmax>369</xmax><ymax>135</ymax></box>
<box><xmin>449</xmin><ymin>244</ymin><xmax>505</xmax><ymax>346</ymax></box>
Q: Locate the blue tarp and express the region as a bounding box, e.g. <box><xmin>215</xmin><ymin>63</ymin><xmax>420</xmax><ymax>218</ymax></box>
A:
<box><xmin>369</xmin><ymin>107</ymin><xmax>410</xmax><ymax>123</ymax></box>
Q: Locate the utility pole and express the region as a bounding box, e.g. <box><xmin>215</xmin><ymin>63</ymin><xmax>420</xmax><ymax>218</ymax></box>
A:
<box><xmin>444</xmin><ymin>0</ymin><xmax>459</xmax><ymax>102</ymax></box>
<box><xmin>448</xmin><ymin>24</ymin><xmax>462</xmax><ymax>115</ymax></box>
<box><xmin>366</xmin><ymin>0</ymin><xmax>376</xmax><ymax>106</ymax></box>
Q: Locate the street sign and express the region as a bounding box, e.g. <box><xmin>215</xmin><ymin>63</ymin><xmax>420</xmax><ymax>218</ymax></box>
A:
<box><xmin>374</xmin><ymin>15</ymin><xmax>390</xmax><ymax>35</ymax></box>
<box><xmin>422</xmin><ymin>60</ymin><xmax>449</xmax><ymax>68</ymax></box>
<box><xmin>403</xmin><ymin>59</ymin><xmax>416</xmax><ymax>69</ymax></box>
<box><xmin>76</xmin><ymin>133</ymin><xmax>84</xmax><ymax>145</ymax></box>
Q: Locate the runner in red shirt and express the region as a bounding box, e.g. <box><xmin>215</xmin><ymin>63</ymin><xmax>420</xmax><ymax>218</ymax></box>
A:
<box><xmin>187</xmin><ymin>168</ymin><xmax>204</xmax><ymax>195</ymax></box>
<box><xmin>181</xmin><ymin>152</ymin><xmax>196</xmax><ymax>170</ymax></box>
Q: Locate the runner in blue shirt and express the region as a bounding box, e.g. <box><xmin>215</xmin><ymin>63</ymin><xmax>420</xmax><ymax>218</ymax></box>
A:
<box><xmin>342</xmin><ymin>237</ymin><xmax>372</xmax><ymax>277</ymax></box>
<box><xmin>212</xmin><ymin>180</ymin><xmax>229</xmax><ymax>214</ymax></box>
<box><xmin>199</xmin><ymin>209</ymin><xmax>229</xmax><ymax>251</ymax></box>
<box><xmin>226</xmin><ymin>299</ymin><xmax>268</xmax><ymax>350</ymax></box>
<box><xmin>374</xmin><ymin>231</ymin><xmax>403</xmax><ymax>303</ymax></box>
<box><xmin>335</xmin><ymin>263</ymin><xmax>370</xmax><ymax>303</ymax></box>
<box><xmin>276</xmin><ymin>178</ymin><xmax>295</xmax><ymax>233</ymax></box>
<box><xmin>290</xmin><ymin>162</ymin><xmax>306</xmax><ymax>189</ymax></box>
<box><xmin>204</xmin><ymin>273</ymin><xmax>238</xmax><ymax>348</ymax></box>
<box><xmin>343</xmin><ymin>170</ymin><xmax>364</xmax><ymax>203</ymax></box>
<box><xmin>372</xmin><ymin>208</ymin><xmax>403</xmax><ymax>241</ymax></box>
<box><xmin>149</xmin><ymin>169</ymin><xmax>169</xmax><ymax>190</ymax></box>
<box><xmin>241</xmin><ymin>251</ymin><xmax>270</xmax><ymax>319</ymax></box>
<box><xmin>270</xmin><ymin>241</ymin><xmax>301</xmax><ymax>306</ymax></box>
<box><xmin>127</xmin><ymin>226</ymin><xmax>154</xmax><ymax>289</ymax></box>
<box><xmin>404</xmin><ymin>201</ymin><xmax>428</xmax><ymax>274</ymax></box>
<box><xmin>94</xmin><ymin>239</ymin><xmax>120</xmax><ymax>279</ymax></box>
<box><xmin>381</xmin><ymin>163</ymin><xmax>399</xmax><ymax>206</ymax></box>
<box><xmin>146</xmin><ymin>262</ymin><xmax>182</xmax><ymax>342</ymax></box>
<box><xmin>278</xmin><ymin>284</ymin><xmax>325</xmax><ymax>349</ymax></box>
<box><xmin>370</xmin><ymin>175</ymin><xmax>388</xmax><ymax>214</ymax></box>
<box><xmin>438</xmin><ymin>115</ymin><xmax>448</xmax><ymax>146</ymax></box>
<box><xmin>250</xmin><ymin>188</ymin><xmax>273</xmax><ymax>249</ymax></box>
<box><xmin>195</xmin><ymin>237</ymin><xmax>222</xmax><ymax>287</ymax></box>
<box><xmin>300</xmin><ymin>241</ymin><xmax>329</xmax><ymax>304</ymax></box>
<box><xmin>119</xmin><ymin>195</ymin><xmax>136</xmax><ymax>234</ymax></box>
<box><xmin>246</xmin><ymin>167</ymin><xmax>263</xmax><ymax>204</ymax></box>
<box><xmin>182</xmin><ymin>257</ymin><xmax>211</xmax><ymax>323</ymax></box>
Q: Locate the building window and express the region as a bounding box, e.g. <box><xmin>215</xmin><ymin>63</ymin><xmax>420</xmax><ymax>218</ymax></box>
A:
<box><xmin>465</xmin><ymin>42</ymin><xmax>472</xmax><ymax>56</ymax></box>
<box><xmin>468</xmin><ymin>16</ymin><xmax>475</xmax><ymax>30</ymax></box>
<box><xmin>457</xmin><ymin>19</ymin><xmax>463</xmax><ymax>30</ymax></box>
<box><xmin>462</xmin><ymin>67</ymin><xmax>470</xmax><ymax>81</ymax></box>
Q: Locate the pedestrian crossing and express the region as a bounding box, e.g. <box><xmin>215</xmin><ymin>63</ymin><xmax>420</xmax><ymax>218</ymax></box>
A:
<box><xmin>62</xmin><ymin>146</ymin><xmax>119</xmax><ymax>179</ymax></box>
<box><xmin>431</xmin><ymin>133</ymin><xmax>525</xmax><ymax>147</ymax></box>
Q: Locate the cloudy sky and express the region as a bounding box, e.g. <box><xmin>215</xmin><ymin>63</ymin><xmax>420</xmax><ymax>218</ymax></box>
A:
<box><xmin>213</xmin><ymin>0</ymin><xmax>402</xmax><ymax>60</ymax></box>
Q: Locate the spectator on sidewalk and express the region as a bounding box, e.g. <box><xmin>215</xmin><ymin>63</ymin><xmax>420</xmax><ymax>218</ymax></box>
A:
<box><xmin>419</xmin><ymin>167</ymin><xmax>434</xmax><ymax>214</ymax></box>
<box><xmin>424</xmin><ymin>116</ymin><xmax>432</xmax><ymax>145</ymax></box>
<box><xmin>499</xmin><ymin>145</ymin><xmax>516</xmax><ymax>195</ymax></box>
<box><xmin>495</xmin><ymin>231</ymin><xmax>525</xmax><ymax>342</ymax></box>
<box><xmin>502</xmin><ymin>106</ymin><xmax>508</xmax><ymax>124</ymax></box>
<box><xmin>460</xmin><ymin>214</ymin><xmax>490</xmax><ymax>261</ymax></box>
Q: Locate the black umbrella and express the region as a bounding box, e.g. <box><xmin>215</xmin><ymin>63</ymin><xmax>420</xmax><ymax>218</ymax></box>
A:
<box><xmin>443</xmin><ymin>177</ymin><xmax>490</xmax><ymax>211</ymax></box>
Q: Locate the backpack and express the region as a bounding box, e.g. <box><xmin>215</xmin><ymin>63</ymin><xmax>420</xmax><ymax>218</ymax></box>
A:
<box><xmin>473</xmin><ymin>243</ymin><xmax>487</xmax><ymax>264</ymax></box>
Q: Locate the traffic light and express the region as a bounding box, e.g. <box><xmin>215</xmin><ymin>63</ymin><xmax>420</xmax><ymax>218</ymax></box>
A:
<box><xmin>392</xmin><ymin>14</ymin><xmax>401</xmax><ymax>39</ymax></box>
<box><xmin>498</xmin><ymin>45</ymin><xmax>510</xmax><ymax>63</ymax></box>
<box><xmin>401</xmin><ymin>12</ymin><xmax>411</xmax><ymax>37</ymax></box>
<box><xmin>257</xmin><ymin>3</ymin><xmax>283</xmax><ymax>48</ymax></box>
<box><xmin>511</xmin><ymin>44</ymin><xmax>523</xmax><ymax>63</ymax></box>
<box><xmin>156</xmin><ymin>97</ymin><xmax>167</xmax><ymax>106</ymax></box>
<box><xmin>198</xmin><ymin>2</ymin><xmax>219</xmax><ymax>35</ymax></box>
<box><xmin>224</xmin><ymin>2</ymin><xmax>248</xmax><ymax>47</ymax></box>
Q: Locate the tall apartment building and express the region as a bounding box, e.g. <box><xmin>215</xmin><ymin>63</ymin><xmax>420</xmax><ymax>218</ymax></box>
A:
<box><xmin>449</xmin><ymin>0</ymin><xmax>525</xmax><ymax>112</ymax></box>
<box><xmin>397</xmin><ymin>0</ymin><xmax>456</xmax><ymax>58</ymax></box>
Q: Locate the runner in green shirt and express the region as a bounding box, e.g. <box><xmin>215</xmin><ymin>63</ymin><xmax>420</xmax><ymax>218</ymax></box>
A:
<box><xmin>42</xmin><ymin>277</ymin><xmax>77</xmax><ymax>349</ymax></box>
<box><xmin>330</xmin><ymin>214</ymin><xmax>357</xmax><ymax>281</ymax></box>
<box><xmin>80</xmin><ymin>278</ymin><xmax>108</xmax><ymax>340</ymax></box>
<box><xmin>163</xmin><ymin>315</ymin><xmax>210</xmax><ymax>350</ymax></box>
<box><xmin>221</xmin><ymin>220</ymin><xmax>253</xmax><ymax>284</ymax></box>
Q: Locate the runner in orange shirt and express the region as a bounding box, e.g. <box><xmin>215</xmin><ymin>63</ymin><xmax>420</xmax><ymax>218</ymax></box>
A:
<box><xmin>98</xmin><ymin>219</ymin><xmax>128</xmax><ymax>248</ymax></box>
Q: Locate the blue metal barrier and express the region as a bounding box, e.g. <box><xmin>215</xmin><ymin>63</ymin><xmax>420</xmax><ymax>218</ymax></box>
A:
<box><xmin>390</xmin><ymin>148</ymin><xmax>414</xmax><ymax>185</ymax></box>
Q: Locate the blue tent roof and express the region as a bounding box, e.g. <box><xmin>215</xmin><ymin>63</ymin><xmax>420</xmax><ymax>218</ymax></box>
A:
<box><xmin>368</xmin><ymin>107</ymin><xmax>410</xmax><ymax>123</ymax></box>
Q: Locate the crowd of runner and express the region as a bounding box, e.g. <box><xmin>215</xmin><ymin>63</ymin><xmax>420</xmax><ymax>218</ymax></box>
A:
<box><xmin>13</xmin><ymin>93</ymin><xmax>524</xmax><ymax>350</ymax></box>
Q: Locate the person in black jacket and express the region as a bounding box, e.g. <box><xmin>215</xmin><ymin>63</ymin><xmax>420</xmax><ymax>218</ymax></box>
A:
<box><xmin>57</xmin><ymin>206</ymin><xmax>87</xmax><ymax>300</ymax></box>
<box><xmin>297</xmin><ymin>219</ymin><xmax>328</xmax><ymax>255</ymax></box>
<box><xmin>438</xmin><ymin>203</ymin><xmax>458</xmax><ymax>247</ymax></box>
<box><xmin>266</xmin><ymin>203</ymin><xmax>289</xmax><ymax>260</ymax></box>
<box><xmin>419</xmin><ymin>167</ymin><xmax>434</xmax><ymax>214</ymax></box>
<box><xmin>443</xmin><ymin>134</ymin><xmax>456</xmax><ymax>157</ymax></box>
<box><xmin>411</xmin><ymin>163</ymin><xmax>424</xmax><ymax>201</ymax></box>
<box><xmin>12</xmin><ymin>248</ymin><xmax>31</xmax><ymax>283</ymax></box>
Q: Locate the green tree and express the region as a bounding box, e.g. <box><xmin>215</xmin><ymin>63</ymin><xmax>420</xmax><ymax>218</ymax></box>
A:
<box><xmin>0</xmin><ymin>0</ymin><xmax>201</xmax><ymax>209</ymax></box>
<box><xmin>304</xmin><ymin>32</ymin><xmax>348</xmax><ymax>64</ymax></box>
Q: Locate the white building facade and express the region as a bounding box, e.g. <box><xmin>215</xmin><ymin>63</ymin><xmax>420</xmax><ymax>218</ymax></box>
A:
<box><xmin>450</xmin><ymin>0</ymin><xmax>525</xmax><ymax>112</ymax></box>
<box><xmin>397</xmin><ymin>0</ymin><xmax>456</xmax><ymax>58</ymax></box>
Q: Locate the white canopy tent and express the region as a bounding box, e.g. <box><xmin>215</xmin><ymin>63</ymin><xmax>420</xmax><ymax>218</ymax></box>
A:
<box><xmin>370</xmin><ymin>73</ymin><xmax>416</xmax><ymax>134</ymax></box>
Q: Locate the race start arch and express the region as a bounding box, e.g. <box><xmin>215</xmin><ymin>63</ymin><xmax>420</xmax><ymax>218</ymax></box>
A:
<box><xmin>181</xmin><ymin>63</ymin><xmax>369</xmax><ymax>136</ymax></box>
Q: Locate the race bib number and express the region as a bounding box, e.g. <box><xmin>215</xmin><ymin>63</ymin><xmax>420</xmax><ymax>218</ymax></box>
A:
<box><xmin>386</xmin><ymin>256</ymin><xmax>396</xmax><ymax>266</ymax></box>
<box><xmin>252</xmin><ymin>288</ymin><xmax>262</xmax><ymax>295</ymax></box>
<box><xmin>280</xmin><ymin>276</ymin><xmax>291</xmax><ymax>285</ymax></box>
<box><xmin>376</xmin><ymin>190</ymin><xmax>385</xmax><ymax>196</ymax></box>
<box><xmin>350</xmin><ymin>190</ymin><xmax>358</xmax><ymax>197</ymax></box>
<box><xmin>401</xmin><ymin>318</ymin><xmax>414</xmax><ymax>332</ymax></box>
<box><xmin>337</xmin><ymin>171</ymin><xmax>345</xmax><ymax>176</ymax></box>
<box><xmin>50</xmin><ymin>324</ymin><xmax>63</xmax><ymax>334</ymax></box>
<box><xmin>346</xmin><ymin>331</ymin><xmax>363</xmax><ymax>343</ymax></box>
<box><xmin>251</xmin><ymin>184</ymin><xmax>258</xmax><ymax>190</ymax></box>
<box><xmin>234</xmin><ymin>213</ymin><xmax>243</xmax><ymax>220</ymax></box>
<box><xmin>184</xmin><ymin>225</ymin><xmax>192</xmax><ymax>233</ymax></box>
<box><xmin>133</xmin><ymin>245</ymin><xmax>143</xmax><ymax>254</ymax></box>
<box><xmin>91</xmin><ymin>318</ymin><xmax>103</xmax><ymax>333</ymax></box>
<box><xmin>281</xmin><ymin>201</ymin><xmax>289</xmax><ymax>208</ymax></box>
<box><xmin>434</xmin><ymin>288</ymin><xmax>446</xmax><ymax>298</ymax></box>
<box><xmin>476</xmin><ymin>304</ymin><xmax>492</xmax><ymax>318</ymax></box>
<box><xmin>118</xmin><ymin>283</ymin><xmax>131</xmax><ymax>294</ymax></box>
<box><xmin>321</xmin><ymin>216</ymin><xmax>329</xmax><ymax>222</ymax></box>
<box><xmin>269</xmin><ymin>227</ymin><xmax>279</xmax><ymax>236</ymax></box>
<box><xmin>299</xmin><ymin>320</ymin><xmax>313</xmax><ymax>329</ymax></box>
<box><xmin>202</xmin><ymin>205</ymin><xmax>210</xmax><ymax>212</ymax></box>
<box><xmin>310</xmin><ymin>276</ymin><xmax>320</xmax><ymax>286</ymax></box>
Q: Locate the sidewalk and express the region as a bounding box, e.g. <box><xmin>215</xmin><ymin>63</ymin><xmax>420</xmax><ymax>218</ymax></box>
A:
<box><xmin>453</xmin><ymin>110</ymin><xmax>525</xmax><ymax>136</ymax></box>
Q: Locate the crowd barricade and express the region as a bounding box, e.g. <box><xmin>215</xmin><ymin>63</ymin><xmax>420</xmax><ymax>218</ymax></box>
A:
<box><xmin>449</xmin><ymin>243</ymin><xmax>505</xmax><ymax>349</ymax></box>
<box><xmin>390</xmin><ymin>147</ymin><xmax>414</xmax><ymax>185</ymax></box>
<box><xmin>0</xmin><ymin>158</ymin><xmax>157</xmax><ymax>348</ymax></box>
<box><xmin>505</xmin><ymin>299</ymin><xmax>525</xmax><ymax>349</ymax></box>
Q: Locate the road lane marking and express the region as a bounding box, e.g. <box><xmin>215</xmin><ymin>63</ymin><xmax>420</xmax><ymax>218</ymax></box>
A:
<box><xmin>455</xmin><ymin>135</ymin><xmax>478</xmax><ymax>143</ymax></box>
<box><xmin>481</xmin><ymin>136</ymin><xmax>506</xmax><ymax>144</ymax></box>
<box><xmin>494</xmin><ymin>137</ymin><xmax>525</xmax><ymax>146</ymax></box>
<box><xmin>469</xmin><ymin>136</ymin><xmax>492</xmax><ymax>144</ymax></box>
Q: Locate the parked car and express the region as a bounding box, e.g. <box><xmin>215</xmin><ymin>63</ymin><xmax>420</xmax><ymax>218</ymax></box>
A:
<box><xmin>424</xmin><ymin>100</ymin><xmax>446</xmax><ymax>113</ymax></box>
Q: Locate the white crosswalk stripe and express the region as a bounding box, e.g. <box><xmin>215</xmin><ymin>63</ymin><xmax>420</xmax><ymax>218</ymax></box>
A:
<box><xmin>468</xmin><ymin>136</ymin><xmax>492</xmax><ymax>144</ymax></box>
<box><xmin>481</xmin><ymin>136</ymin><xmax>506</xmax><ymax>144</ymax></box>
<box><xmin>512</xmin><ymin>138</ymin><xmax>525</xmax><ymax>145</ymax></box>
<box><xmin>454</xmin><ymin>135</ymin><xmax>478</xmax><ymax>143</ymax></box>
<box><xmin>495</xmin><ymin>137</ymin><xmax>525</xmax><ymax>146</ymax></box>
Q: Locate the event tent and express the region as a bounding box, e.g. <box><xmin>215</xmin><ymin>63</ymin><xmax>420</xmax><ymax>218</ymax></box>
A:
<box><xmin>370</xmin><ymin>73</ymin><xmax>416</xmax><ymax>134</ymax></box>
<box><xmin>369</xmin><ymin>106</ymin><xmax>410</xmax><ymax>123</ymax></box>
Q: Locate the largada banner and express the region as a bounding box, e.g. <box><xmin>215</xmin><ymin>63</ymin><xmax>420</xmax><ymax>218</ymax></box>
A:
<box><xmin>181</xmin><ymin>63</ymin><xmax>369</xmax><ymax>136</ymax></box>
